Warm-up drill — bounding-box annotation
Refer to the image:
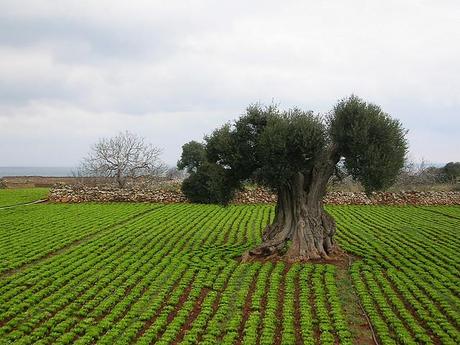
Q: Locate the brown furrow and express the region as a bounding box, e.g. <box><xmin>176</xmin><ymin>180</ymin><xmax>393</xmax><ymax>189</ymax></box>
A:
<box><xmin>171</xmin><ymin>287</ymin><xmax>211</xmax><ymax>345</ymax></box>
<box><xmin>358</xmin><ymin>269</ymin><xmax>395</xmax><ymax>343</ymax></box>
<box><xmin>133</xmin><ymin>274</ymin><xmax>197</xmax><ymax>343</ymax></box>
<box><xmin>321</xmin><ymin>269</ymin><xmax>340</xmax><ymax>345</ymax></box>
<box><xmin>381</xmin><ymin>270</ymin><xmax>442</xmax><ymax>345</ymax></box>
<box><xmin>308</xmin><ymin>267</ymin><xmax>321</xmax><ymax>345</ymax></box>
<box><xmin>274</xmin><ymin>264</ymin><xmax>290</xmax><ymax>345</ymax></box>
<box><xmin>293</xmin><ymin>270</ymin><xmax>303</xmax><ymax>345</ymax></box>
<box><xmin>255</xmin><ymin>264</ymin><xmax>276</xmax><ymax>345</ymax></box>
<box><xmin>194</xmin><ymin>276</ymin><xmax>232</xmax><ymax>344</ymax></box>
<box><xmin>235</xmin><ymin>269</ymin><xmax>261</xmax><ymax>345</ymax></box>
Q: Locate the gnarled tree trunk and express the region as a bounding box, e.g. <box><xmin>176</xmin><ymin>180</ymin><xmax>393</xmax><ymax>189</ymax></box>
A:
<box><xmin>243</xmin><ymin>153</ymin><xmax>339</xmax><ymax>262</ymax></box>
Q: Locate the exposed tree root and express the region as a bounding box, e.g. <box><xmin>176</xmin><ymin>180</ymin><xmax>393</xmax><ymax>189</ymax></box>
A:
<box><xmin>242</xmin><ymin>167</ymin><xmax>346</xmax><ymax>263</ymax></box>
<box><xmin>242</xmin><ymin>202</ymin><xmax>338</xmax><ymax>263</ymax></box>
<box><xmin>241</xmin><ymin>241</ymin><xmax>349</xmax><ymax>266</ymax></box>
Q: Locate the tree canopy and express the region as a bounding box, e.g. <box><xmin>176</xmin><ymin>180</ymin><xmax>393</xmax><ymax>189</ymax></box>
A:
<box><xmin>178</xmin><ymin>95</ymin><xmax>408</xmax><ymax>204</ymax></box>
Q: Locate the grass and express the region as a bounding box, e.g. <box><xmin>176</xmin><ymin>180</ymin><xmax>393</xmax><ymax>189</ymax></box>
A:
<box><xmin>0</xmin><ymin>188</ymin><xmax>49</xmax><ymax>207</ymax></box>
<box><xmin>0</xmin><ymin>188</ymin><xmax>459</xmax><ymax>344</ymax></box>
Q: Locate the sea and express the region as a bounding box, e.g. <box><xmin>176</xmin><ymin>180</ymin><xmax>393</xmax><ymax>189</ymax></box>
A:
<box><xmin>0</xmin><ymin>167</ymin><xmax>75</xmax><ymax>178</ymax></box>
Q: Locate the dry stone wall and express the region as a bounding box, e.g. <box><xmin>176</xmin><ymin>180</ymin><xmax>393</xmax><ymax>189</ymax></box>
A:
<box><xmin>49</xmin><ymin>185</ymin><xmax>187</xmax><ymax>203</ymax></box>
<box><xmin>49</xmin><ymin>185</ymin><xmax>460</xmax><ymax>205</ymax></box>
<box><xmin>323</xmin><ymin>191</ymin><xmax>460</xmax><ymax>205</ymax></box>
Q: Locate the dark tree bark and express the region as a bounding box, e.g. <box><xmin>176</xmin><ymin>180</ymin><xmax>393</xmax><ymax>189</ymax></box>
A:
<box><xmin>243</xmin><ymin>148</ymin><xmax>340</xmax><ymax>262</ymax></box>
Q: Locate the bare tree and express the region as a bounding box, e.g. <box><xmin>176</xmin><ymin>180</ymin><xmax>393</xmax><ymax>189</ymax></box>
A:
<box><xmin>80</xmin><ymin>131</ymin><xmax>165</xmax><ymax>188</ymax></box>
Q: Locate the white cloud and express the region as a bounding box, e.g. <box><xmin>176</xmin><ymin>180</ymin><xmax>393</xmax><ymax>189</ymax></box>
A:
<box><xmin>0</xmin><ymin>101</ymin><xmax>231</xmax><ymax>166</ymax></box>
<box><xmin>0</xmin><ymin>0</ymin><xmax>459</xmax><ymax>166</ymax></box>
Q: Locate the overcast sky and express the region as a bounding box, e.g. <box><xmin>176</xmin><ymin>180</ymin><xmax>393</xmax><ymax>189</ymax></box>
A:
<box><xmin>0</xmin><ymin>0</ymin><xmax>459</xmax><ymax>167</ymax></box>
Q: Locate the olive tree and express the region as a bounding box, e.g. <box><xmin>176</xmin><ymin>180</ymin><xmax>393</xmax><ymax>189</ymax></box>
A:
<box><xmin>178</xmin><ymin>96</ymin><xmax>407</xmax><ymax>261</ymax></box>
<box><xmin>80</xmin><ymin>131</ymin><xmax>165</xmax><ymax>188</ymax></box>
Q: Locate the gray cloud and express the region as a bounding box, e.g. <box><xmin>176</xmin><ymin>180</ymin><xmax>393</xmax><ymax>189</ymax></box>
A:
<box><xmin>0</xmin><ymin>0</ymin><xmax>459</xmax><ymax>166</ymax></box>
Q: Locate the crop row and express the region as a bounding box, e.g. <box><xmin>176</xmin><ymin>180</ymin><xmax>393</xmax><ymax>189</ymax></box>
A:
<box><xmin>329</xmin><ymin>205</ymin><xmax>460</xmax><ymax>345</ymax></box>
<box><xmin>0</xmin><ymin>203</ymin><xmax>158</xmax><ymax>273</ymax></box>
<box><xmin>2</xmin><ymin>202</ymin><xmax>458</xmax><ymax>344</ymax></box>
<box><xmin>1</xmin><ymin>204</ymin><xmax>280</xmax><ymax>344</ymax></box>
<box><xmin>1</xmin><ymin>203</ymin><xmax>353</xmax><ymax>344</ymax></box>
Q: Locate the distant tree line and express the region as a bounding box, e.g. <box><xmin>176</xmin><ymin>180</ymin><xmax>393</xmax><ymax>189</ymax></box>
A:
<box><xmin>74</xmin><ymin>129</ymin><xmax>459</xmax><ymax>194</ymax></box>
<box><xmin>329</xmin><ymin>160</ymin><xmax>460</xmax><ymax>191</ymax></box>
<box><xmin>395</xmin><ymin>161</ymin><xmax>460</xmax><ymax>186</ymax></box>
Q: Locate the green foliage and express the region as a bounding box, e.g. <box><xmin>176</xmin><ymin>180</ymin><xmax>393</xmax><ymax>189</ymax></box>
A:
<box><xmin>177</xmin><ymin>140</ymin><xmax>207</xmax><ymax>173</ymax></box>
<box><xmin>181</xmin><ymin>162</ymin><xmax>236</xmax><ymax>204</ymax></box>
<box><xmin>205</xmin><ymin>124</ymin><xmax>236</xmax><ymax>169</ymax></box>
<box><xmin>330</xmin><ymin>95</ymin><xmax>408</xmax><ymax>193</ymax></box>
<box><xmin>443</xmin><ymin>162</ymin><xmax>460</xmax><ymax>181</ymax></box>
<box><xmin>178</xmin><ymin>96</ymin><xmax>407</xmax><ymax>203</ymax></box>
<box><xmin>257</xmin><ymin>109</ymin><xmax>326</xmax><ymax>186</ymax></box>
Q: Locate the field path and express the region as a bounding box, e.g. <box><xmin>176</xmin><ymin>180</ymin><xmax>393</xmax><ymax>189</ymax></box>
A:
<box><xmin>0</xmin><ymin>199</ymin><xmax>47</xmax><ymax>210</ymax></box>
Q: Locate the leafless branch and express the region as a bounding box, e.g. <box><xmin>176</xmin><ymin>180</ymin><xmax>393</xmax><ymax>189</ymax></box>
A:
<box><xmin>79</xmin><ymin>131</ymin><xmax>166</xmax><ymax>188</ymax></box>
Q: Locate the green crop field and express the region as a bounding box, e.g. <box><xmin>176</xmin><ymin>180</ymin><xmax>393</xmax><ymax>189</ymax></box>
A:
<box><xmin>0</xmin><ymin>191</ymin><xmax>459</xmax><ymax>345</ymax></box>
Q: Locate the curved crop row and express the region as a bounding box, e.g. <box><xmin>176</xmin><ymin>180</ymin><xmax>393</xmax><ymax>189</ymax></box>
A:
<box><xmin>1</xmin><ymin>200</ymin><xmax>458</xmax><ymax>344</ymax></box>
